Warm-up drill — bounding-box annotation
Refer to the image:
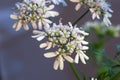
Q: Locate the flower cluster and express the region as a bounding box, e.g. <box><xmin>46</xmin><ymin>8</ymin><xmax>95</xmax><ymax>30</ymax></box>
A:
<box><xmin>70</xmin><ymin>0</ymin><xmax>113</xmax><ymax>26</ymax></box>
<box><xmin>10</xmin><ymin>0</ymin><xmax>113</xmax><ymax>71</ymax></box>
<box><xmin>32</xmin><ymin>22</ymin><xmax>89</xmax><ymax>70</ymax></box>
<box><xmin>10</xmin><ymin>0</ymin><xmax>113</xmax><ymax>31</ymax></box>
<box><xmin>10</xmin><ymin>0</ymin><xmax>59</xmax><ymax>31</ymax></box>
<box><xmin>9</xmin><ymin>0</ymin><xmax>120</xmax><ymax>80</ymax></box>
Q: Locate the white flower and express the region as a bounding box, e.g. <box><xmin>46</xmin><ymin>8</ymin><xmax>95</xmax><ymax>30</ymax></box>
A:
<box><xmin>70</xmin><ymin>0</ymin><xmax>113</xmax><ymax>26</ymax></box>
<box><xmin>32</xmin><ymin>30</ymin><xmax>46</xmax><ymax>41</ymax></box>
<box><xmin>89</xmin><ymin>0</ymin><xmax>113</xmax><ymax>26</ymax></box>
<box><xmin>87</xmin><ymin>0</ymin><xmax>95</xmax><ymax>7</ymax></box>
<box><xmin>96</xmin><ymin>0</ymin><xmax>113</xmax><ymax>26</ymax></box>
<box><xmin>90</xmin><ymin>8</ymin><xmax>101</xmax><ymax>20</ymax></box>
<box><xmin>99</xmin><ymin>0</ymin><xmax>113</xmax><ymax>12</ymax></box>
<box><xmin>91</xmin><ymin>77</ymin><xmax>97</xmax><ymax>80</ymax></box>
<box><xmin>66</xmin><ymin>41</ymin><xmax>76</xmax><ymax>53</ymax></box>
<box><xmin>10</xmin><ymin>14</ymin><xmax>29</xmax><ymax>31</ymax></box>
<box><xmin>59</xmin><ymin>37</ymin><xmax>67</xmax><ymax>44</ymax></box>
<box><xmin>40</xmin><ymin>42</ymin><xmax>53</xmax><ymax>50</ymax></box>
<box><xmin>10</xmin><ymin>0</ymin><xmax>59</xmax><ymax>31</ymax></box>
<box><xmin>32</xmin><ymin>21</ymin><xmax>89</xmax><ymax>70</ymax></box>
<box><xmin>44</xmin><ymin>51</ymin><xmax>74</xmax><ymax>70</ymax></box>
<box><xmin>38</xmin><ymin>5</ymin><xmax>59</xmax><ymax>29</ymax></box>
<box><xmin>103</xmin><ymin>12</ymin><xmax>112</xmax><ymax>26</ymax></box>
<box><xmin>75</xmin><ymin>49</ymin><xmax>89</xmax><ymax>64</ymax></box>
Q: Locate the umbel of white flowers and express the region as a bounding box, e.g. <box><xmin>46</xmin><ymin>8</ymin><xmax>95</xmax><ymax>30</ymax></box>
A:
<box><xmin>10</xmin><ymin>0</ymin><xmax>113</xmax><ymax>31</ymax></box>
<box><xmin>32</xmin><ymin>22</ymin><xmax>89</xmax><ymax>70</ymax></box>
<box><xmin>70</xmin><ymin>0</ymin><xmax>113</xmax><ymax>26</ymax></box>
<box><xmin>10</xmin><ymin>0</ymin><xmax>59</xmax><ymax>31</ymax></box>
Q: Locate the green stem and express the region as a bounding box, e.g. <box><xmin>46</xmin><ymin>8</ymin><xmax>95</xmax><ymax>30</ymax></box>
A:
<box><xmin>69</xmin><ymin>63</ymin><xmax>81</xmax><ymax>80</ymax></box>
<box><xmin>72</xmin><ymin>9</ymin><xmax>89</xmax><ymax>26</ymax></box>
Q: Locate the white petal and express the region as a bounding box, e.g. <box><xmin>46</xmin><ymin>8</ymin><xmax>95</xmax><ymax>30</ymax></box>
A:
<box><xmin>78</xmin><ymin>30</ymin><xmax>89</xmax><ymax>35</ymax></box>
<box><xmin>81</xmin><ymin>46</ymin><xmax>89</xmax><ymax>50</ymax></box>
<box><xmin>13</xmin><ymin>22</ymin><xmax>17</xmax><ymax>29</ymax></box>
<box><xmin>33</xmin><ymin>30</ymin><xmax>43</xmax><ymax>34</ymax></box>
<box><xmin>91</xmin><ymin>77</ymin><xmax>94</xmax><ymax>80</ymax></box>
<box><xmin>38</xmin><ymin>20</ymin><xmax>42</xmax><ymax>29</ymax></box>
<box><xmin>92</xmin><ymin>13</ymin><xmax>96</xmax><ymax>20</ymax></box>
<box><xmin>80</xmin><ymin>51</ymin><xmax>89</xmax><ymax>60</ymax></box>
<box><xmin>39</xmin><ymin>43</ymin><xmax>47</xmax><ymax>48</ymax></box>
<box><xmin>74</xmin><ymin>53</ymin><xmax>79</xmax><ymax>64</ymax></box>
<box><xmin>44</xmin><ymin>23</ymin><xmax>50</xmax><ymax>28</ymax></box>
<box><xmin>23</xmin><ymin>23</ymin><xmax>29</xmax><ymax>30</ymax></box>
<box><xmin>47</xmin><ymin>5</ymin><xmax>54</xmax><ymax>10</ymax></box>
<box><xmin>45</xmin><ymin>11</ymin><xmax>59</xmax><ymax>17</ymax></box>
<box><xmin>44</xmin><ymin>52</ymin><xmax>57</xmax><ymax>58</ymax></box>
<box><xmin>31</xmin><ymin>34</ymin><xmax>40</xmax><ymax>38</ymax></box>
<box><xmin>59</xmin><ymin>56</ymin><xmax>64</xmax><ymax>70</ymax></box>
<box><xmin>68</xmin><ymin>22</ymin><xmax>73</xmax><ymax>28</ymax></box>
<box><xmin>43</xmin><ymin>19</ymin><xmax>52</xmax><ymax>24</ymax></box>
<box><xmin>97</xmin><ymin>15</ymin><xmax>100</xmax><ymax>19</ymax></box>
<box><xmin>70</xmin><ymin>0</ymin><xmax>79</xmax><ymax>2</ymax></box>
<box><xmin>16</xmin><ymin>20</ymin><xmax>22</xmax><ymax>31</ymax></box>
<box><xmin>103</xmin><ymin>17</ymin><xmax>111</xmax><ymax>26</ymax></box>
<box><xmin>64</xmin><ymin>55</ymin><xmax>73</xmax><ymax>63</ymax></box>
<box><xmin>79</xmin><ymin>53</ymin><xmax>86</xmax><ymax>64</ymax></box>
<box><xmin>90</xmin><ymin>8</ymin><xmax>94</xmax><ymax>13</ymax></box>
<box><xmin>10</xmin><ymin>14</ymin><xmax>18</xmax><ymax>19</ymax></box>
<box><xmin>75</xmin><ymin>3</ymin><xmax>81</xmax><ymax>11</ymax></box>
<box><xmin>81</xmin><ymin>40</ymin><xmax>89</xmax><ymax>45</ymax></box>
<box><xmin>45</xmin><ymin>42</ymin><xmax>52</xmax><ymax>50</ymax></box>
<box><xmin>37</xmin><ymin>36</ymin><xmax>45</xmax><ymax>41</ymax></box>
<box><xmin>31</xmin><ymin>21</ymin><xmax>37</xmax><ymax>29</ymax></box>
<box><xmin>53</xmin><ymin>59</ymin><xmax>59</xmax><ymax>70</ymax></box>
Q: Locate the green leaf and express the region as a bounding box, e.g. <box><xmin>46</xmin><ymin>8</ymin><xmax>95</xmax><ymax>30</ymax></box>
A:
<box><xmin>106</xmin><ymin>27</ymin><xmax>120</xmax><ymax>37</ymax></box>
<box><xmin>91</xmin><ymin>41</ymin><xmax>104</xmax><ymax>50</ymax></box>
<box><xmin>110</xmin><ymin>72</ymin><xmax>120</xmax><ymax>80</ymax></box>
<box><xmin>81</xmin><ymin>72</ymin><xmax>87</xmax><ymax>80</ymax></box>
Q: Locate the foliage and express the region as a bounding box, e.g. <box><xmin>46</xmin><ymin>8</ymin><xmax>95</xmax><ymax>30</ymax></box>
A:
<box><xmin>84</xmin><ymin>23</ymin><xmax>120</xmax><ymax>80</ymax></box>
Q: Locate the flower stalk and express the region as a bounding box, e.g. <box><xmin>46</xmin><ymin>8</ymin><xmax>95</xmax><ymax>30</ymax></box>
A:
<box><xmin>69</xmin><ymin>63</ymin><xmax>81</xmax><ymax>80</ymax></box>
<box><xmin>72</xmin><ymin>8</ymin><xmax>89</xmax><ymax>26</ymax></box>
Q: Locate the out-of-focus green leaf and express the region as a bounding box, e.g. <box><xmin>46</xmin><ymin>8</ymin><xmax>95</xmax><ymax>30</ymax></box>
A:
<box><xmin>106</xmin><ymin>27</ymin><xmax>120</xmax><ymax>37</ymax></box>
<box><xmin>92</xmin><ymin>25</ymin><xmax>105</xmax><ymax>38</ymax></box>
<box><xmin>81</xmin><ymin>72</ymin><xmax>87</xmax><ymax>80</ymax></box>
<box><xmin>104</xmin><ymin>77</ymin><xmax>111</xmax><ymax>80</ymax></box>
<box><xmin>83</xmin><ymin>22</ymin><xmax>120</xmax><ymax>80</ymax></box>
<box><xmin>97</xmin><ymin>66</ymin><xmax>115</xmax><ymax>80</ymax></box>
<box><xmin>113</xmin><ymin>45</ymin><xmax>120</xmax><ymax>66</ymax></box>
<box><xmin>84</xmin><ymin>22</ymin><xmax>120</xmax><ymax>38</ymax></box>
<box><xmin>115</xmin><ymin>45</ymin><xmax>120</xmax><ymax>58</ymax></box>
<box><xmin>110</xmin><ymin>72</ymin><xmax>120</xmax><ymax>80</ymax></box>
<box><xmin>91</xmin><ymin>41</ymin><xmax>104</xmax><ymax>50</ymax></box>
<box><xmin>112</xmin><ymin>65</ymin><xmax>120</xmax><ymax>69</ymax></box>
<box><xmin>97</xmin><ymin>66</ymin><xmax>109</xmax><ymax>75</ymax></box>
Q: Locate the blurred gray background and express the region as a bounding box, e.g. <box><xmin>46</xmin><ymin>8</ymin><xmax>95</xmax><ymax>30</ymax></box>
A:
<box><xmin>0</xmin><ymin>0</ymin><xmax>120</xmax><ymax>80</ymax></box>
